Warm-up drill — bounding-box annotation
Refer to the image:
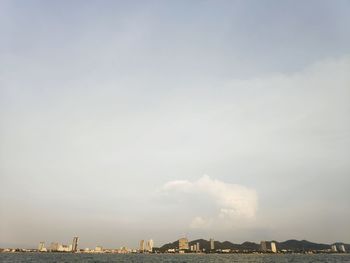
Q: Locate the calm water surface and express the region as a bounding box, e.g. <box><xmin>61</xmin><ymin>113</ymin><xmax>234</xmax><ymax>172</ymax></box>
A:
<box><xmin>1</xmin><ymin>253</ymin><xmax>350</xmax><ymax>263</ymax></box>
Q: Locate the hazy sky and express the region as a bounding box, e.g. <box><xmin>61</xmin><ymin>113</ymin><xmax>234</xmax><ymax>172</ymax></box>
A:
<box><xmin>1</xmin><ymin>0</ymin><xmax>350</xmax><ymax>249</ymax></box>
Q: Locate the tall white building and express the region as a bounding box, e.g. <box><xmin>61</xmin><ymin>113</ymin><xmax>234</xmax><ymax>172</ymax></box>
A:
<box><xmin>146</xmin><ymin>239</ymin><xmax>154</xmax><ymax>252</ymax></box>
<box><xmin>271</xmin><ymin>242</ymin><xmax>277</xmax><ymax>253</ymax></box>
<box><xmin>139</xmin><ymin>240</ymin><xmax>145</xmax><ymax>252</ymax></box>
<box><xmin>338</xmin><ymin>244</ymin><xmax>346</xmax><ymax>253</ymax></box>
<box><xmin>331</xmin><ymin>245</ymin><xmax>338</xmax><ymax>252</ymax></box>
<box><xmin>38</xmin><ymin>242</ymin><xmax>45</xmax><ymax>252</ymax></box>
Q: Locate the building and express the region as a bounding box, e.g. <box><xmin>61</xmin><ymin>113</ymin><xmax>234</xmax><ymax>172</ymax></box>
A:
<box><xmin>58</xmin><ymin>244</ymin><xmax>71</xmax><ymax>252</ymax></box>
<box><xmin>146</xmin><ymin>239</ymin><xmax>154</xmax><ymax>252</ymax></box>
<box><xmin>38</xmin><ymin>242</ymin><xmax>46</xmax><ymax>252</ymax></box>
<box><xmin>190</xmin><ymin>244</ymin><xmax>198</xmax><ymax>252</ymax></box>
<box><xmin>261</xmin><ymin>241</ymin><xmax>277</xmax><ymax>252</ymax></box>
<box><xmin>139</xmin><ymin>240</ymin><xmax>145</xmax><ymax>252</ymax></box>
<box><xmin>38</xmin><ymin>242</ymin><xmax>45</xmax><ymax>251</ymax></box>
<box><xmin>210</xmin><ymin>238</ymin><xmax>215</xmax><ymax>250</ymax></box>
<box><xmin>72</xmin><ymin>237</ymin><xmax>79</xmax><ymax>252</ymax></box>
<box><xmin>331</xmin><ymin>245</ymin><xmax>338</xmax><ymax>252</ymax></box>
<box><xmin>118</xmin><ymin>246</ymin><xmax>130</xmax><ymax>254</ymax></box>
<box><xmin>178</xmin><ymin>238</ymin><xmax>189</xmax><ymax>250</ymax></box>
<box><xmin>338</xmin><ymin>244</ymin><xmax>346</xmax><ymax>253</ymax></box>
<box><xmin>271</xmin><ymin>242</ymin><xmax>277</xmax><ymax>253</ymax></box>
<box><xmin>261</xmin><ymin>241</ymin><xmax>267</xmax><ymax>251</ymax></box>
<box><xmin>196</xmin><ymin>242</ymin><xmax>200</xmax><ymax>252</ymax></box>
<box><xmin>50</xmin><ymin>242</ymin><xmax>59</xmax><ymax>252</ymax></box>
<box><xmin>95</xmin><ymin>246</ymin><xmax>103</xmax><ymax>252</ymax></box>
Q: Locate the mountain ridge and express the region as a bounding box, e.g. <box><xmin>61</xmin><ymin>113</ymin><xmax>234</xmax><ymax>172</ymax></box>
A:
<box><xmin>158</xmin><ymin>239</ymin><xmax>350</xmax><ymax>252</ymax></box>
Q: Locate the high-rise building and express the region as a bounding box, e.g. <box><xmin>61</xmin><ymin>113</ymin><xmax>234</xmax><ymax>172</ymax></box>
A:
<box><xmin>271</xmin><ymin>242</ymin><xmax>277</xmax><ymax>253</ymax></box>
<box><xmin>338</xmin><ymin>244</ymin><xmax>346</xmax><ymax>253</ymax></box>
<box><xmin>38</xmin><ymin>242</ymin><xmax>45</xmax><ymax>252</ymax></box>
<box><xmin>139</xmin><ymin>240</ymin><xmax>145</xmax><ymax>252</ymax></box>
<box><xmin>210</xmin><ymin>238</ymin><xmax>215</xmax><ymax>250</ymax></box>
<box><xmin>196</xmin><ymin>242</ymin><xmax>200</xmax><ymax>252</ymax></box>
<box><xmin>146</xmin><ymin>239</ymin><xmax>154</xmax><ymax>252</ymax></box>
<box><xmin>260</xmin><ymin>241</ymin><xmax>268</xmax><ymax>252</ymax></box>
<box><xmin>72</xmin><ymin>236</ymin><xmax>79</xmax><ymax>252</ymax></box>
<box><xmin>178</xmin><ymin>238</ymin><xmax>189</xmax><ymax>250</ymax></box>
<box><xmin>261</xmin><ymin>241</ymin><xmax>277</xmax><ymax>252</ymax></box>
<box><xmin>331</xmin><ymin>245</ymin><xmax>338</xmax><ymax>252</ymax></box>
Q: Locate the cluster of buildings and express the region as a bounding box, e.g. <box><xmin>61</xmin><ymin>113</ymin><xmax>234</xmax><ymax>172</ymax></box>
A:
<box><xmin>0</xmin><ymin>236</ymin><xmax>348</xmax><ymax>254</ymax></box>
<box><xmin>164</xmin><ymin>238</ymin><xmax>348</xmax><ymax>254</ymax></box>
<box><xmin>260</xmin><ymin>241</ymin><xmax>347</xmax><ymax>254</ymax></box>
<box><xmin>38</xmin><ymin>237</ymin><xmax>79</xmax><ymax>253</ymax></box>
<box><xmin>331</xmin><ymin>244</ymin><xmax>347</xmax><ymax>253</ymax></box>
<box><xmin>37</xmin><ymin>236</ymin><xmax>136</xmax><ymax>254</ymax></box>
<box><xmin>139</xmin><ymin>239</ymin><xmax>154</xmax><ymax>252</ymax></box>
<box><xmin>260</xmin><ymin>241</ymin><xmax>277</xmax><ymax>253</ymax></box>
<box><xmin>82</xmin><ymin>246</ymin><xmax>136</xmax><ymax>254</ymax></box>
<box><xmin>166</xmin><ymin>237</ymin><xmax>215</xmax><ymax>253</ymax></box>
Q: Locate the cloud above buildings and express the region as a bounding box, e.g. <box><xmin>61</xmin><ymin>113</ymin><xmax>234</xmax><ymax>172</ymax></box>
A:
<box><xmin>162</xmin><ymin>175</ymin><xmax>258</xmax><ymax>228</ymax></box>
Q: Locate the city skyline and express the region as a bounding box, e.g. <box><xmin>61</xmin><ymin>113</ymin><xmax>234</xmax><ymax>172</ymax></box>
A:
<box><xmin>1</xmin><ymin>0</ymin><xmax>350</xmax><ymax>248</ymax></box>
<box><xmin>2</xmin><ymin>235</ymin><xmax>349</xmax><ymax>254</ymax></box>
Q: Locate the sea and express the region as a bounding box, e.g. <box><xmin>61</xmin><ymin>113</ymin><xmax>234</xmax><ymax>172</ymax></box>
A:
<box><xmin>1</xmin><ymin>253</ymin><xmax>350</xmax><ymax>263</ymax></box>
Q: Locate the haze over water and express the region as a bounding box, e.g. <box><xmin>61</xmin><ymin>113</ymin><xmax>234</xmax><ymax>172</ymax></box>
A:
<box><xmin>1</xmin><ymin>0</ymin><xmax>350</xmax><ymax>249</ymax></box>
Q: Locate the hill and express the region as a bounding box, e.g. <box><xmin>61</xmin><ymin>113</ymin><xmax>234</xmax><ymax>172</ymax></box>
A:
<box><xmin>159</xmin><ymin>239</ymin><xmax>350</xmax><ymax>252</ymax></box>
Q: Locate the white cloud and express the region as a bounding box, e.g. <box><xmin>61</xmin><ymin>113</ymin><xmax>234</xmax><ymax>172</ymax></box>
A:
<box><xmin>162</xmin><ymin>175</ymin><xmax>258</xmax><ymax>228</ymax></box>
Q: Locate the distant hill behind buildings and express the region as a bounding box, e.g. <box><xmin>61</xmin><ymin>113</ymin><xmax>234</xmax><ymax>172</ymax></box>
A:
<box><xmin>158</xmin><ymin>239</ymin><xmax>350</xmax><ymax>253</ymax></box>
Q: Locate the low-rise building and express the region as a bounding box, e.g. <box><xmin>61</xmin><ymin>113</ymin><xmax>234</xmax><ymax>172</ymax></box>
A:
<box><xmin>95</xmin><ymin>246</ymin><xmax>103</xmax><ymax>253</ymax></box>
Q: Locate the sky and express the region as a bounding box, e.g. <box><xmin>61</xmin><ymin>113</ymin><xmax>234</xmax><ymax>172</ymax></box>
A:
<box><xmin>1</xmin><ymin>0</ymin><xmax>350</xmax><ymax>249</ymax></box>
